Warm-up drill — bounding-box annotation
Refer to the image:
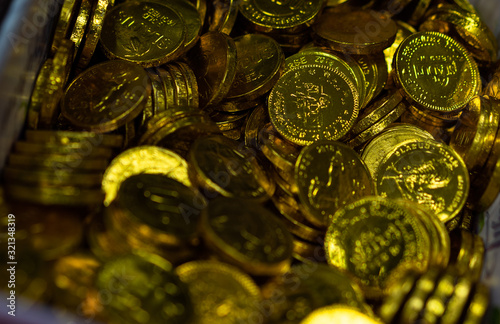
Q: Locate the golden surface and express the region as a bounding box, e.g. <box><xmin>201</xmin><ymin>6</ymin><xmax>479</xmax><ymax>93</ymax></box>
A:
<box><xmin>27</xmin><ymin>59</ymin><xmax>53</xmax><ymax>130</ymax></box>
<box><xmin>226</xmin><ymin>34</ymin><xmax>284</xmax><ymax>102</ymax></box>
<box><xmin>102</xmin><ymin>146</ymin><xmax>191</xmax><ymax>206</ymax></box>
<box><xmin>100</xmin><ymin>1</ymin><xmax>185</xmax><ymax>67</ymax></box>
<box><xmin>167</xmin><ymin>0</ymin><xmax>202</xmax><ymax>51</ymax></box>
<box><xmin>62</xmin><ymin>60</ymin><xmax>150</xmax><ymax>133</ymax></box>
<box><xmin>69</xmin><ymin>0</ymin><xmax>91</xmax><ymax>56</ymax></box>
<box><xmin>187</xmin><ymin>32</ymin><xmax>237</xmax><ymax>109</ymax></box>
<box><xmin>50</xmin><ymin>0</ymin><xmax>80</xmax><ymax>53</ymax></box>
<box><xmin>188</xmin><ymin>135</ymin><xmax>275</xmax><ymax>201</ymax></box>
<box><xmin>96</xmin><ymin>253</ymin><xmax>192</xmax><ymax>324</ymax></box>
<box><xmin>200</xmin><ymin>197</ymin><xmax>293</xmax><ymax>276</ymax></box>
<box><xmin>325</xmin><ymin>197</ymin><xmax>431</xmax><ymax>299</ymax></box>
<box><xmin>379</xmin><ymin>270</ymin><xmax>419</xmax><ymax>323</ymax></box>
<box><xmin>206</xmin><ymin>0</ymin><xmax>238</xmax><ymax>34</ymax></box>
<box><xmin>300</xmin><ymin>305</ymin><xmax>383</xmax><ymax>324</ymax></box>
<box><xmin>259</xmin><ymin>122</ymin><xmax>301</xmax><ymax>173</ymax></box>
<box><xmin>176</xmin><ymin>260</ymin><xmax>261</xmax><ymax>324</ymax></box>
<box><xmin>25</xmin><ymin>130</ymin><xmax>123</xmax><ymax>147</ymax></box>
<box><xmin>239</xmin><ymin>0</ymin><xmax>323</xmax><ymax>30</ymax></box>
<box><xmin>393</xmin><ymin>31</ymin><xmax>479</xmax><ymax>112</ymax></box>
<box><xmin>313</xmin><ymin>8</ymin><xmax>398</xmax><ymax>55</ymax></box>
<box><xmin>376</xmin><ymin>140</ymin><xmax>469</xmax><ymax>223</ymax></box>
<box><xmin>268</xmin><ymin>63</ymin><xmax>359</xmax><ymax>145</ymax></box>
<box><xmin>295</xmin><ymin>141</ymin><xmax>374</xmax><ymax>228</ymax></box>
<box><xmin>384</xmin><ymin>21</ymin><xmax>416</xmax><ymax>74</ymax></box>
<box><xmin>76</xmin><ymin>0</ymin><xmax>108</xmax><ymax>71</ymax></box>
<box><xmin>400</xmin><ymin>268</ymin><xmax>441</xmax><ymax>324</ymax></box>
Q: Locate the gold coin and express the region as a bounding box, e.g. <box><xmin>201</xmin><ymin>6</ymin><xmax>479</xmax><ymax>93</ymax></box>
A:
<box><xmin>346</xmin><ymin>101</ymin><xmax>408</xmax><ymax>148</ymax></box>
<box><xmin>186</xmin><ymin>31</ymin><xmax>237</xmax><ymax>109</ymax></box>
<box><xmin>376</xmin><ymin>140</ymin><xmax>469</xmax><ymax>223</ymax></box>
<box><xmin>441</xmin><ymin>275</ymin><xmax>474</xmax><ymax>324</ymax></box>
<box><xmin>25</xmin><ymin>130</ymin><xmax>124</xmax><ymax>148</ymax></box>
<box><xmin>357</xmin><ymin>127</ymin><xmax>425</xmax><ymax>174</ymax></box>
<box><xmin>469</xmin><ymin>233</ymin><xmax>485</xmax><ymax>282</ymax></box>
<box><xmin>188</xmin><ymin>135</ymin><xmax>275</xmax><ymax>201</ymax></box>
<box><xmin>175</xmin><ymin>260</ymin><xmax>261</xmax><ymax>324</ymax></box>
<box><xmin>450</xmin><ymin>96</ymin><xmax>499</xmax><ymax>174</ymax></box>
<box><xmin>156</xmin><ymin>66</ymin><xmax>178</xmax><ymax>110</ymax></box>
<box><xmin>292</xmin><ymin>237</ymin><xmax>323</xmax><ymax>261</ymax></box>
<box><xmin>114</xmin><ymin>173</ymin><xmax>207</xmax><ymax>247</ymax></box>
<box><xmin>146</xmin><ymin>67</ymin><xmax>167</xmax><ymax>114</ymax></box>
<box><xmin>8</xmin><ymin>153</ymin><xmax>109</xmax><ymax>171</ymax></box>
<box><xmin>96</xmin><ymin>253</ymin><xmax>193</xmax><ymax>324</ymax></box>
<box><xmin>102</xmin><ymin>145</ymin><xmax>191</xmax><ymax>206</ymax></box>
<box><xmin>206</xmin><ymin>0</ymin><xmax>238</xmax><ymax>34</ymax></box>
<box><xmin>239</xmin><ymin>0</ymin><xmax>323</xmax><ymax>30</ymax></box>
<box><xmin>165</xmin><ymin>0</ymin><xmax>202</xmax><ymax>51</ymax></box>
<box><xmin>264</xmin><ymin>263</ymin><xmax>369</xmax><ymax>323</ymax></box>
<box><xmin>393</xmin><ymin>31</ymin><xmax>479</xmax><ymax>112</ymax></box>
<box><xmin>244</xmin><ymin>103</ymin><xmax>269</xmax><ymax>149</ymax></box>
<box><xmin>379</xmin><ymin>270</ymin><xmax>419</xmax><ymax>323</ymax></box>
<box><xmin>384</xmin><ymin>20</ymin><xmax>416</xmax><ymax>74</ymax></box>
<box><xmin>400</xmin><ymin>268</ymin><xmax>441</xmax><ymax>324</ymax></box>
<box><xmin>39</xmin><ymin>39</ymin><xmax>74</xmax><ymax>128</ymax></box>
<box><xmin>325</xmin><ymin>197</ymin><xmax>431</xmax><ymax>299</ymax></box>
<box><xmin>259</xmin><ymin>122</ymin><xmax>301</xmax><ymax>173</ymax></box>
<box><xmin>4</xmin><ymin>167</ymin><xmax>103</xmax><ymax>188</ymax></box>
<box><xmin>14</xmin><ymin>141</ymin><xmax>114</xmax><ymax>158</ymax></box>
<box><xmin>27</xmin><ymin>59</ymin><xmax>53</xmax><ymax>129</ymax></box>
<box><xmin>352</xmin><ymin>53</ymin><xmax>388</xmax><ymax>107</ymax></box>
<box><xmin>463</xmin><ymin>283</ymin><xmax>490</xmax><ymax>324</ymax></box>
<box><xmin>100</xmin><ymin>1</ymin><xmax>186</xmax><ymax>67</ymax></box>
<box><xmin>271</xmin><ymin>188</ymin><xmax>323</xmax><ymax>243</ymax></box>
<box><xmin>268</xmin><ymin>63</ymin><xmax>359</xmax><ymax>145</ymax></box>
<box><xmin>221</xmin><ymin>127</ymin><xmax>243</xmax><ymax>141</ymax></box>
<box><xmin>5</xmin><ymin>183</ymin><xmax>104</xmax><ymax>206</ymax></box>
<box><xmin>175</xmin><ymin>61</ymin><xmax>199</xmax><ymax>108</ymax></box>
<box><xmin>167</xmin><ymin>63</ymin><xmax>190</xmax><ymax>108</ymax></box>
<box><xmin>295</xmin><ymin>141</ymin><xmax>374</xmax><ymax>228</ymax></box>
<box><xmin>421</xmin><ymin>269</ymin><xmax>457</xmax><ymax>323</ymax></box>
<box><xmin>350</xmin><ymin>90</ymin><xmax>404</xmax><ymax>135</ymax></box>
<box><xmin>300</xmin><ymin>305</ymin><xmax>383</xmax><ymax>324</ymax></box>
<box><xmin>50</xmin><ymin>0</ymin><xmax>80</xmax><ymax>53</ymax></box>
<box><xmin>87</xmin><ymin>214</ymin><xmax>132</xmax><ymax>261</ymax></box>
<box><xmin>62</xmin><ymin>60</ymin><xmax>150</xmax><ymax>133</ymax></box>
<box><xmin>313</xmin><ymin>8</ymin><xmax>398</xmax><ymax>55</ymax></box>
<box><xmin>209</xmin><ymin>110</ymin><xmax>249</xmax><ymax>132</ymax></box>
<box><xmin>52</xmin><ymin>253</ymin><xmax>101</xmax><ymax>312</ymax></box>
<box><xmin>69</xmin><ymin>0</ymin><xmax>92</xmax><ymax>56</ymax></box>
<box><xmin>200</xmin><ymin>197</ymin><xmax>293</xmax><ymax>275</ymax></box>
<box><xmin>272</xmin><ymin>166</ymin><xmax>298</xmax><ymax>196</ymax></box>
<box><xmin>76</xmin><ymin>0</ymin><xmax>109</xmax><ymax>71</ymax></box>
<box><xmin>226</xmin><ymin>34</ymin><xmax>285</xmax><ymax>102</ymax></box>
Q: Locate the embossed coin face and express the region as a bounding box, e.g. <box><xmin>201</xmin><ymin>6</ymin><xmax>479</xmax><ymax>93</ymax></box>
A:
<box><xmin>102</xmin><ymin>146</ymin><xmax>191</xmax><ymax>206</ymax></box>
<box><xmin>324</xmin><ymin>197</ymin><xmax>431</xmax><ymax>299</ymax></box>
<box><xmin>100</xmin><ymin>1</ymin><xmax>186</xmax><ymax>66</ymax></box>
<box><xmin>97</xmin><ymin>253</ymin><xmax>192</xmax><ymax>324</ymax></box>
<box><xmin>239</xmin><ymin>0</ymin><xmax>323</xmax><ymax>30</ymax></box>
<box><xmin>62</xmin><ymin>60</ymin><xmax>150</xmax><ymax>133</ymax></box>
<box><xmin>295</xmin><ymin>141</ymin><xmax>374</xmax><ymax>228</ymax></box>
<box><xmin>116</xmin><ymin>174</ymin><xmax>207</xmax><ymax>246</ymax></box>
<box><xmin>226</xmin><ymin>34</ymin><xmax>285</xmax><ymax>101</ymax></box>
<box><xmin>188</xmin><ymin>135</ymin><xmax>275</xmax><ymax>201</ymax></box>
<box><xmin>376</xmin><ymin>141</ymin><xmax>469</xmax><ymax>223</ymax></box>
<box><xmin>187</xmin><ymin>32</ymin><xmax>237</xmax><ymax>109</ymax></box>
<box><xmin>176</xmin><ymin>261</ymin><xmax>261</xmax><ymax>323</ymax></box>
<box><xmin>201</xmin><ymin>197</ymin><xmax>293</xmax><ymax>275</ymax></box>
<box><xmin>393</xmin><ymin>31</ymin><xmax>479</xmax><ymax>112</ymax></box>
<box><xmin>268</xmin><ymin>64</ymin><xmax>359</xmax><ymax>145</ymax></box>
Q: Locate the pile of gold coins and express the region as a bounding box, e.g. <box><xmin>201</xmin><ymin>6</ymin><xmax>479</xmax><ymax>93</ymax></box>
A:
<box><xmin>2</xmin><ymin>0</ymin><xmax>500</xmax><ymax>323</ymax></box>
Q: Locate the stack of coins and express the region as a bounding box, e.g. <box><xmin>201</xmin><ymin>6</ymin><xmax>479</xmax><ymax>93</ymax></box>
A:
<box><xmin>4</xmin><ymin>130</ymin><xmax>122</xmax><ymax>205</ymax></box>
<box><xmin>2</xmin><ymin>0</ymin><xmax>500</xmax><ymax>323</ymax></box>
<box><xmin>379</xmin><ymin>267</ymin><xmax>489</xmax><ymax>324</ymax></box>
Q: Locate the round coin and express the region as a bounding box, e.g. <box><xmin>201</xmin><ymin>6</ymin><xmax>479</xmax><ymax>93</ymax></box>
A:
<box><xmin>393</xmin><ymin>31</ymin><xmax>479</xmax><ymax>112</ymax></box>
<box><xmin>175</xmin><ymin>260</ymin><xmax>261</xmax><ymax>324</ymax></box>
<box><xmin>268</xmin><ymin>64</ymin><xmax>359</xmax><ymax>145</ymax></box>
<box><xmin>295</xmin><ymin>141</ymin><xmax>374</xmax><ymax>228</ymax></box>
<box><xmin>324</xmin><ymin>197</ymin><xmax>431</xmax><ymax>299</ymax></box>
<box><xmin>96</xmin><ymin>253</ymin><xmax>192</xmax><ymax>324</ymax></box>
<box><xmin>188</xmin><ymin>135</ymin><xmax>275</xmax><ymax>201</ymax></box>
<box><xmin>100</xmin><ymin>1</ymin><xmax>186</xmax><ymax>66</ymax></box>
<box><xmin>300</xmin><ymin>305</ymin><xmax>383</xmax><ymax>324</ymax></box>
<box><xmin>102</xmin><ymin>146</ymin><xmax>191</xmax><ymax>206</ymax></box>
<box><xmin>200</xmin><ymin>197</ymin><xmax>293</xmax><ymax>276</ymax></box>
<box><xmin>376</xmin><ymin>140</ymin><xmax>469</xmax><ymax>223</ymax></box>
<box><xmin>62</xmin><ymin>60</ymin><xmax>150</xmax><ymax>133</ymax></box>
